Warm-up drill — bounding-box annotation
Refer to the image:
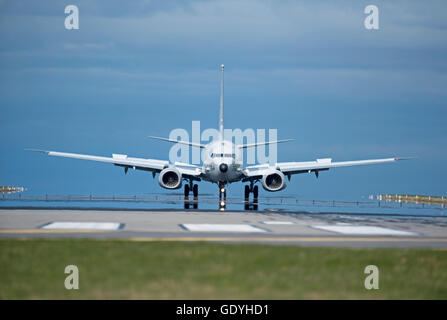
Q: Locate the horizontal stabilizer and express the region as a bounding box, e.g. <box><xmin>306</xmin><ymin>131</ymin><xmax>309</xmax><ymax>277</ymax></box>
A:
<box><xmin>238</xmin><ymin>139</ymin><xmax>294</xmax><ymax>149</ymax></box>
<box><xmin>148</xmin><ymin>136</ymin><xmax>206</xmax><ymax>148</ymax></box>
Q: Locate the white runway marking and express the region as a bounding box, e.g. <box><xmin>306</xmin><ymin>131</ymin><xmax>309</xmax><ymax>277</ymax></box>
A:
<box><xmin>181</xmin><ymin>224</ymin><xmax>266</xmax><ymax>233</ymax></box>
<box><xmin>262</xmin><ymin>221</ymin><xmax>295</xmax><ymax>225</ymax></box>
<box><xmin>42</xmin><ymin>222</ymin><xmax>122</xmax><ymax>230</ymax></box>
<box><xmin>311</xmin><ymin>225</ymin><xmax>416</xmax><ymax>236</ymax></box>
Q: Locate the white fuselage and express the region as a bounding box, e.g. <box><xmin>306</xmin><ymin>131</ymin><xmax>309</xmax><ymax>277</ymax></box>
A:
<box><xmin>201</xmin><ymin>140</ymin><xmax>244</xmax><ymax>184</ymax></box>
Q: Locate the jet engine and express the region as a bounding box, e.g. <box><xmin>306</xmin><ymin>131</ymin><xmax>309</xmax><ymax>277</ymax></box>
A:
<box><xmin>261</xmin><ymin>170</ymin><xmax>286</xmax><ymax>192</ymax></box>
<box><xmin>158</xmin><ymin>167</ymin><xmax>182</xmax><ymax>189</ymax></box>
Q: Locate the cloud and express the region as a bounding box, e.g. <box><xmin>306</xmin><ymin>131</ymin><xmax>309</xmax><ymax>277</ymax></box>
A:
<box><xmin>1</xmin><ymin>0</ymin><xmax>447</xmax><ymax>103</ymax></box>
<box><xmin>63</xmin><ymin>42</ymin><xmax>115</xmax><ymax>51</ymax></box>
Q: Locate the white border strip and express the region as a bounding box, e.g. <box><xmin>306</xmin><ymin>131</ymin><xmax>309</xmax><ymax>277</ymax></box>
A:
<box><xmin>262</xmin><ymin>221</ymin><xmax>295</xmax><ymax>225</ymax></box>
<box><xmin>42</xmin><ymin>222</ymin><xmax>122</xmax><ymax>230</ymax></box>
<box><xmin>312</xmin><ymin>225</ymin><xmax>416</xmax><ymax>236</ymax></box>
<box><xmin>181</xmin><ymin>224</ymin><xmax>266</xmax><ymax>233</ymax></box>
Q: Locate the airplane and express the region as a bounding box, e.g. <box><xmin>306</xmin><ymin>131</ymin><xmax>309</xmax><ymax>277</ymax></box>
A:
<box><xmin>28</xmin><ymin>64</ymin><xmax>405</xmax><ymax>208</ymax></box>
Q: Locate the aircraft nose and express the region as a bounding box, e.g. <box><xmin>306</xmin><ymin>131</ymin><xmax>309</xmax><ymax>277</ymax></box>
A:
<box><xmin>219</xmin><ymin>163</ymin><xmax>228</xmax><ymax>173</ymax></box>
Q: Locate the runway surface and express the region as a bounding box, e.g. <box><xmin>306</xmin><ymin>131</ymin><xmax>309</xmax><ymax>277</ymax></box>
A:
<box><xmin>1</xmin><ymin>207</ymin><xmax>447</xmax><ymax>247</ymax></box>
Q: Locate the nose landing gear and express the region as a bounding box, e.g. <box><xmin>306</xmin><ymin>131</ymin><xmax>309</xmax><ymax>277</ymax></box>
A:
<box><xmin>184</xmin><ymin>181</ymin><xmax>198</xmax><ymax>209</ymax></box>
<box><xmin>218</xmin><ymin>183</ymin><xmax>226</xmax><ymax>210</ymax></box>
<box><xmin>244</xmin><ymin>182</ymin><xmax>258</xmax><ymax>211</ymax></box>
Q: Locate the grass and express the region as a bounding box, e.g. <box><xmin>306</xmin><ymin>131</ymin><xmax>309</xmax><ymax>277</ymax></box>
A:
<box><xmin>0</xmin><ymin>239</ymin><xmax>446</xmax><ymax>299</ymax></box>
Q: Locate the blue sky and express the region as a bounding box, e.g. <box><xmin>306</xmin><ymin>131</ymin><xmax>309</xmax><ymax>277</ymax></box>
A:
<box><xmin>0</xmin><ymin>0</ymin><xmax>446</xmax><ymax>199</ymax></box>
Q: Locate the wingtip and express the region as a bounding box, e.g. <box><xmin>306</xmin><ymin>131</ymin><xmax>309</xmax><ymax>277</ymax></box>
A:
<box><xmin>25</xmin><ymin>148</ymin><xmax>49</xmax><ymax>154</ymax></box>
<box><xmin>394</xmin><ymin>156</ymin><xmax>417</xmax><ymax>161</ymax></box>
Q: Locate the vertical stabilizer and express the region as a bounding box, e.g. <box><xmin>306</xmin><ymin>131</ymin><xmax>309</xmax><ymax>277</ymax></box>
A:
<box><xmin>219</xmin><ymin>64</ymin><xmax>224</xmax><ymax>140</ymax></box>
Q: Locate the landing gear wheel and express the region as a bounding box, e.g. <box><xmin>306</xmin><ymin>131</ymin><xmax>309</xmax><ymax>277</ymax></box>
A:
<box><xmin>184</xmin><ymin>184</ymin><xmax>190</xmax><ymax>209</ymax></box>
<box><xmin>244</xmin><ymin>184</ymin><xmax>259</xmax><ymax>211</ymax></box>
<box><xmin>219</xmin><ymin>188</ymin><xmax>226</xmax><ymax>200</ymax></box>
<box><xmin>253</xmin><ymin>185</ymin><xmax>259</xmax><ymax>210</ymax></box>
<box><xmin>244</xmin><ymin>185</ymin><xmax>250</xmax><ymax>201</ymax></box>
<box><xmin>253</xmin><ymin>185</ymin><xmax>259</xmax><ymax>199</ymax></box>
<box><xmin>193</xmin><ymin>184</ymin><xmax>198</xmax><ymax>198</ymax></box>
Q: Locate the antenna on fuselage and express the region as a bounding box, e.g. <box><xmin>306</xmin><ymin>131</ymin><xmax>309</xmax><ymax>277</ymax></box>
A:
<box><xmin>219</xmin><ymin>64</ymin><xmax>224</xmax><ymax>141</ymax></box>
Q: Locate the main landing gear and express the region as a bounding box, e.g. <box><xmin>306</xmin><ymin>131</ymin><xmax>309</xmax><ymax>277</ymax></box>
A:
<box><xmin>244</xmin><ymin>182</ymin><xmax>258</xmax><ymax>211</ymax></box>
<box><xmin>184</xmin><ymin>181</ymin><xmax>198</xmax><ymax>209</ymax></box>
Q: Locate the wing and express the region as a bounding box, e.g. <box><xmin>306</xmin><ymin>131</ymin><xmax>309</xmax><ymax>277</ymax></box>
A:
<box><xmin>26</xmin><ymin>149</ymin><xmax>202</xmax><ymax>178</ymax></box>
<box><xmin>244</xmin><ymin>157</ymin><xmax>405</xmax><ymax>179</ymax></box>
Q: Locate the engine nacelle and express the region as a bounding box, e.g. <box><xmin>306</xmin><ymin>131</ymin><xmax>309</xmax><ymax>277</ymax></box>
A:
<box><xmin>261</xmin><ymin>170</ymin><xmax>286</xmax><ymax>192</ymax></box>
<box><xmin>158</xmin><ymin>167</ymin><xmax>182</xmax><ymax>189</ymax></box>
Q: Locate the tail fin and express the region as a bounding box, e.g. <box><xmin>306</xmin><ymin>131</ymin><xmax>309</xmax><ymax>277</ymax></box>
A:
<box><xmin>219</xmin><ymin>64</ymin><xmax>224</xmax><ymax>140</ymax></box>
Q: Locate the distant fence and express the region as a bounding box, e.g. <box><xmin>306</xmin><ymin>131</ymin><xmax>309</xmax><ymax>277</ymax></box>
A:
<box><xmin>1</xmin><ymin>194</ymin><xmax>446</xmax><ymax>211</ymax></box>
